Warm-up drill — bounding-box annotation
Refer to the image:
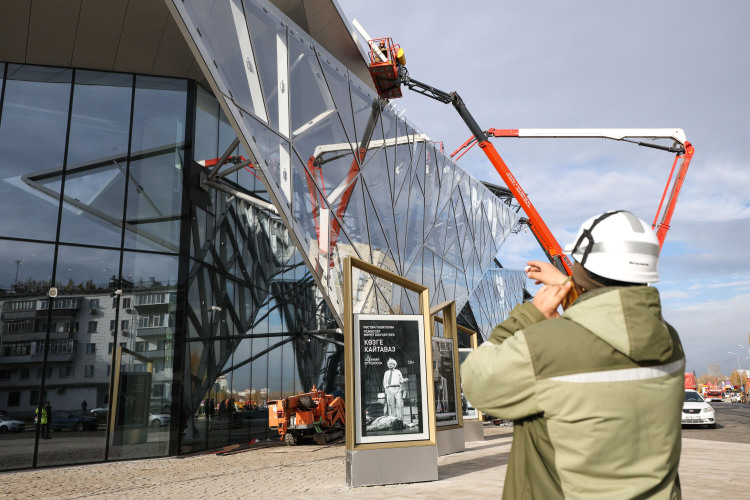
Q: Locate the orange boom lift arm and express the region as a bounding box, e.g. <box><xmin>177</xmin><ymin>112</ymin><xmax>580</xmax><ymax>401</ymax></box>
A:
<box><xmin>452</xmin><ymin>128</ymin><xmax>694</xmax><ymax>249</ymax></box>
<box><xmin>367</xmin><ymin>38</ymin><xmax>572</xmax><ymax>274</ymax></box>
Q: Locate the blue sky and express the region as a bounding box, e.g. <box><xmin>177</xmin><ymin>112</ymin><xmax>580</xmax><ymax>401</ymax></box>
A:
<box><xmin>341</xmin><ymin>0</ymin><xmax>750</xmax><ymax>376</ymax></box>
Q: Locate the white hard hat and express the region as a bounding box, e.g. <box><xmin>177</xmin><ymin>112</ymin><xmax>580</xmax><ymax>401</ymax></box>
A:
<box><xmin>563</xmin><ymin>211</ymin><xmax>660</xmax><ymax>284</ymax></box>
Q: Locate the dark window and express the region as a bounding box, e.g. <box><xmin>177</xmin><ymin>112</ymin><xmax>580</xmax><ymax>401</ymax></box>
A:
<box><xmin>121</xmin><ymin>319</ymin><xmax>129</xmax><ymax>330</ymax></box>
<box><xmin>59</xmin><ymin>366</ymin><xmax>74</xmax><ymax>378</ymax></box>
<box><xmin>86</xmin><ymin>343</ymin><xmax>96</xmax><ymax>354</ymax></box>
<box><xmin>20</xmin><ymin>368</ymin><xmax>29</xmax><ymax>379</ymax></box>
<box><xmin>90</xmin><ymin>298</ymin><xmax>100</xmax><ymax>309</ymax></box>
<box><xmin>30</xmin><ymin>390</ymin><xmax>40</xmax><ymax>406</ymax></box>
<box><xmin>110</xmin><ymin>320</ymin><xmax>116</xmax><ymax>331</ymax></box>
<box><xmin>84</xmin><ymin>365</ymin><xmax>95</xmax><ymax>377</ymax></box>
<box><xmin>8</xmin><ymin>391</ymin><xmax>20</xmax><ymax>407</ymax></box>
<box><xmin>88</xmin><ymin>321</ymin><xmax>97</xmax><ymax>333</ymax></box>
<box><xmin>122</xmin><ymin>298</ymin><xmax>131</xmax><ymax>309</ymax></box>
<box><xmin>108</xmin><ymin>343</ymin><xmax>114</xmax><ymax>354</ymax></box>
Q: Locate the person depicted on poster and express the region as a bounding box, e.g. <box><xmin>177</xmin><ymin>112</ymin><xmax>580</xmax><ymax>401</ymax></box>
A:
<box><xmin>435</xmin><ymin>372</ymin><xmax>448</xmax><ymax>412</ymax></box>
<box><xmin>382</xmin><ymin>357</ymin><xmax>408</xmax><ymax>418</ymax></box>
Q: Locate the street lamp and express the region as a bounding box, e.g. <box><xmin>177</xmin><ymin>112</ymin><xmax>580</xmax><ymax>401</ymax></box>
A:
<box><xmin>729</xmin><ymin>351</ymin><xmax>742</xmax><ymax>393</ymax></box>
<box><xmin>729</xmin><ymin>351</ymin><xmax>741</xmax><ymax>371</ymax></box>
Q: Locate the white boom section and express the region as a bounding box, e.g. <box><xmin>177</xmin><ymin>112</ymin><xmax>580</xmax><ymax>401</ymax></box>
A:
<box><xmin>511</xmin><ymin>128</ymin><xmax>687</xmax><ymax>147</ymax></box>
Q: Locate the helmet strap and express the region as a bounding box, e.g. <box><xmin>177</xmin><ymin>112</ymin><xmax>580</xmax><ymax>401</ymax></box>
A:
<box><xmin>573</xmin><ymin>210</ymin><xmax>623</xmax><ymax>267</ymax></box>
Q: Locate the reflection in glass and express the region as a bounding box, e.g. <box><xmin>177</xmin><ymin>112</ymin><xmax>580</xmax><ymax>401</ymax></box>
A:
<box><xmin>33</xmin><ymin>244</ymin><xmax>122</xmax><ymax>468</ymax></box>
<box><xmin>0</xmin><ymin>65</ymin><xmax>71</xmax><ymax>241</ymax></box>
<box><xmin>59</xmin><ymin>71</ymin><xmax>133</xmax><ymax>248</ymax></box>
<box><xmin>0</xmin><ymin>240</ymin><xmax>55</xmax><ymax>470</ymax></box>
<box><xmin>123</xmin><ymin>76</ymin><xmax>187</xmax><ymax>253</ymax></box>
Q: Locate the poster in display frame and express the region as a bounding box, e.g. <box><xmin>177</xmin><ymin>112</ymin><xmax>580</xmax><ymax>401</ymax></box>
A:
<box><xmin>432</xmin><ymin>336</ymin><xmax>459</xmax><ymax>427</ymax></box>
<box><xmin>458</xmin><ymin>347</ymin><xmax>480</xmax><ymax>421</ymax></box>
<box><xmin>343</xmin><ymin>256</ymin><xmax>437</xmax><ymax>452</ymax></box>
<box><xmin>457</xmin><ymin>325</ymin><xmax>483</xmax><ymax>422</ymax></box>
<box><xmin>353</xmin><ymin>314</ymin><xmax>431</xmax><ymax>444</ymax></box>
<box><xmin>429</xmin><ymin>301</ymin><xmax>463</xmax><ymax>431</ymax></box>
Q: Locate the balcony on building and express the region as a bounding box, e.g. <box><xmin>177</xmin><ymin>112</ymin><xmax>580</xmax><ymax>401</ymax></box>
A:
<box><xmin>36</xmin><ymin>297</ymin><xmax>82</xmax><ymax>318</ymax></box>
<box><xmin>135</xmin><ymin>325</ymin><xmax>172</xmax><ymax>339</ymax></box>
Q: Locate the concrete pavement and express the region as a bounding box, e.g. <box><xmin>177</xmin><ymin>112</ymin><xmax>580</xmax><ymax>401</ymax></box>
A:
<box><xmin>2</xmin><ymin>425</ymin><xmax>749</xmax><ymax>499</ymax></box>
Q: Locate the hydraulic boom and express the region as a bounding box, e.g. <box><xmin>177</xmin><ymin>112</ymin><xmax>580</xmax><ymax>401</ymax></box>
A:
<box><xmin>367</xmin><ymin>38</ymin><xmax>572</xmax><ymax>273</ymax></box>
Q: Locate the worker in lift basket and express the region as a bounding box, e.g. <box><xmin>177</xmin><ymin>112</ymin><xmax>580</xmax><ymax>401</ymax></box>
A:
<box><xmin>462</xmin><ymin>211</ymin><xmax>685</xmax><ymax>499</ymax></box>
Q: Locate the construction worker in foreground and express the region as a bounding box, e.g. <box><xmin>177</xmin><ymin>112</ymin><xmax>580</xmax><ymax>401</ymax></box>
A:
<box><xmin>462</xmin><ymin>211</ymin><xmax>684</xmax><ymax>499</ymax></box>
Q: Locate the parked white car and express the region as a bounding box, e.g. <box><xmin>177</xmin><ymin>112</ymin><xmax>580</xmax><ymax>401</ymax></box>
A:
<box><xmin>148</xmin><ymin>413</ymin><xmax>170</xmax><ymax>428</ymax></box>
<box><xmin>0</xmin><ymin>415</ymin><xmax>26</xmax><ymax>433</ymax></box>
<box><xmin>682</xmin><ymin>390</ymin><xmax>716</xmax><ymax>428</ymax></box>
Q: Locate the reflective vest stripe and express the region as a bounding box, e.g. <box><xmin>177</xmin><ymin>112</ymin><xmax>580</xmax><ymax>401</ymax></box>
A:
<box><xmin>549</xmin><ymin>358</ymin><xmax>685</xmax><ymax>383</ymax></box>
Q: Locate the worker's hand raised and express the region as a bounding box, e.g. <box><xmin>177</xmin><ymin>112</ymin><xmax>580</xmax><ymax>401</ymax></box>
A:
<box><xmin>532</xmin><ymin>280</ymin><xmax>572</xmax><ymax>319</ymax></box>
<box><xmin>526</xmin><ymin>260</ymin><xmax>568</xmax><ymax>286</ymax></box>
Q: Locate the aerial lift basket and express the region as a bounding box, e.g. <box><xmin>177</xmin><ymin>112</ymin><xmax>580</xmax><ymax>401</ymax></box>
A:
<box><xmin>367</xmin><ymin>37</ymin><xmax>405</xmax><ymax>99</ymax></box>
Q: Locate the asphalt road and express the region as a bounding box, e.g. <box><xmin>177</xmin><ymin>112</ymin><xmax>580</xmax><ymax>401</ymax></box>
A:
<box><xmin>682</xmin><ymin>401</ymin><xmax>750</xmax><ymax>444</ymax></box>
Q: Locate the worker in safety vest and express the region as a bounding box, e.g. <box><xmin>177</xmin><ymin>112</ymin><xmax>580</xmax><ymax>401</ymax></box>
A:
<box><xmin>463</xmin><ymin>211</ymin><xmax>684</xmax><ymax>499</ymax></box>
<box><xmin>35</xmin><ymin>401</ymin><xmax>51</xmax><ymax>439</ymax></box>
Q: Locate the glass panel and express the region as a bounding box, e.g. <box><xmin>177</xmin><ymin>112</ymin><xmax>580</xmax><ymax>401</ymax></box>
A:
<box><xmin>0</xmin><ymin>240</ymin><xmax>55</xmax><ymax>471</ymax></box>
<box><xmin>194</xmin><ymin>86</ymin><xmax>221</xmax><ymax>165</ymax></box>
<box><xmin>34</xmin><ymin>245</ymin><xmax>121</xmax><ymax>468</ymax></box>
<box><xmin>0</xmin><ymin>65</ymin><xmax>72</xmax><ymax>241</ymax></box>
<box><xmin>59</xmin><ymin>71</ymin><xmax>132</xmax><ymax>247</ymax></box>
<box><xmin>423</xmin><ymin>144</ymin><xmax>440</xmax><ymax>237</ymax></box>
<box><xmin>288</xmin><ymin>31</ymin><xmax>336</xmax><ymax>140</ymax></box>
<box><xmin>245</xmin><ymin>0</ymin><xmax>288</xmax><ymax>136</ymax></box>
<box><xmin>292</xmin><ymin>109</ymin><xmax>357</xmax><ymax>200</ymax></box>
<box><xmin>123</xmin><ymin>76</ymin><xmax>187</xmax><ymax>254</ymax></box>
<box><xmin>404</xmin><ymin>153</ymin><xmax>426</xmax><ymax>271</ymax></box>
<box><xmin>109</xmin><ymin>251</ymin><xmax>179</xmax><ymax>459</ymax></box>
<box><xmin>315</xmin><ymin>51</ymin><xmax>356</xmax><ymax>146</ymax></box>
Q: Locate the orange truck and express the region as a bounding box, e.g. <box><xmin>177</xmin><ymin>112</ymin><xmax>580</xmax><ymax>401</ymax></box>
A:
<box><xmin>268</xmin><ymin>387</ymin><xmax>345</xmax><ymax>445</ymax></box>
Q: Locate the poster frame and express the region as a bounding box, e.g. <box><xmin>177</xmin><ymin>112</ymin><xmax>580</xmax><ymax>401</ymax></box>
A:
<box><xmin>456</xmin><ymin>324</ymin><xmax>483</xmax><ymax>422</ymax></box>
<box><xmin>353</xmin><ymin>313</ymin><xmax>431</xmax><ymax>444</ymax></box>
<box><xmin>429</xmin><ymin>301</ymin><xmax>463</xmax><ymax>431</ymax></box>
<box><xmin>344</xmin><ymin>256</ymin><xmax>436</xmax><ymax>451</ymax></box>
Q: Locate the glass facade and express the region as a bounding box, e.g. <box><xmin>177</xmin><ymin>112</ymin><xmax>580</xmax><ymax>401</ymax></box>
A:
<box><xmin>0</xmin><ymin>65</ymin><xmax>187</xmax><ymax>469</ymax></box>
<box><xmin>0</xmin><ymin>0</ymin><xmax>526</xmax><ymax>471</ymax></box>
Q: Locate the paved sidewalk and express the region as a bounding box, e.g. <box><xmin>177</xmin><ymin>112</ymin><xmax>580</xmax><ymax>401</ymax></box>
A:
<box><xmin>2</xmin><ymin>426</ymin><xmax>749</xmax><ymax>499</ymax></box>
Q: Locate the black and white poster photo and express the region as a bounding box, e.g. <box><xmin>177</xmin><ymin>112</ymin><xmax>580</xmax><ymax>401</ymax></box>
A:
<box><xmin>432</xmin><ymin>337</ymin><xmax>458</xmax><ymax>426</ymax></box>
<box><xmin>458</xmin><ymin>348</ymin><xmax>479</xmax><ymax>420</ymax></box>
<box><xmin>353</xmin><ymin>314</ymin><xmax>430</xmax><ymax>444</ymax></box>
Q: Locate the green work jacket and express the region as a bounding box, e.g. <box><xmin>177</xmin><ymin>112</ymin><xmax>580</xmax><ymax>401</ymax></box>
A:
<box><xmin>462</xmin><ymin>286</ymin><xmax>684</xmax><ymax>500</ymax></box>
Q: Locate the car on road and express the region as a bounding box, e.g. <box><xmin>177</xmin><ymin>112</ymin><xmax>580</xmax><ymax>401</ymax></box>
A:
<box><xmin>148</xmin><ymin>413</ymin><xmax>171</xmax><ymax>428</ymax></box>
<box><xmin>89</xmin><ymin>405</ymin><xmax>108</xmax><ymax>417</ymax></box>
<box><xmin>50</xmin><ymin>410</ymin><xmax>99</xmax><ymax>432</ymax></box>
<box><xmin>0</xmin><ymin>415</ymin><xmax>25</xmax><ymax>433</ymax></box>
<box><xmin>726</xmin><ymin>393</ymin><xmax>740</xmax><ymax>403</ymax></box>
<box><xmin>682</xmin><ymin>390</ymin><xmax>716</xmax><ymax>428</ymax></box>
